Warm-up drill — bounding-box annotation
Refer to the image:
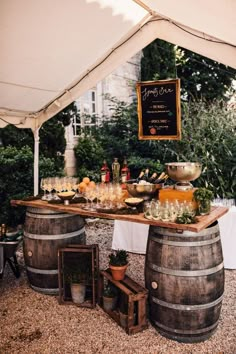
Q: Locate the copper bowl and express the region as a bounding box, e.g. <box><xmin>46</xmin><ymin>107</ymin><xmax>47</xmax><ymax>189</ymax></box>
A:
<box><xmin>165</xmin><ymin>162</ymin><xmax>202</xmax><ymax>183</ymax></box>
<box><xmin>126</xmin><ymin>183</ymin><xmax>163</xmax><ymax>201</ymax></box>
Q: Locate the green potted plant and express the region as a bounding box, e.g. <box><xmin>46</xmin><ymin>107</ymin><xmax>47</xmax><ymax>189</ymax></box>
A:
<box><xmin>193</xmin><ymin>188</ymin><xmax>214</xmax><ymax>215</ymax></box>
<box><xmin>109</xmin><ymin>249</ymin><xmax>129</xmax><ymax>281</ymax></box>
<box><xmin>65</xmin><ymin>266</ymin><xmax>88</xmax><ymax>304</ymax></box>
<box><xmin>102</xmin><ymin>283</ymin><xmax>118</xmax><ymax>311</ymax></box>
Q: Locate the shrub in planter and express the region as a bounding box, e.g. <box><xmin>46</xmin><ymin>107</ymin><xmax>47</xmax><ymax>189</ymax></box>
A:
<box><xmin>193</xmin><ymin>187</ymin><xmax>214</xmax><ymax>215</ymax></box>
<box><xmin>109</xmin><ymin>249</ymin><xmax>129</xmax><ymax>281</ymax></box>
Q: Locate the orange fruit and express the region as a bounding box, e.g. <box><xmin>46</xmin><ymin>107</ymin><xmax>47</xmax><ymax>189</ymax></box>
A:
<box><xmin>79</xmin><ymin>181</ymin><xmax>87</xmax><ymax>192</ymax></box>
<box><xmin>82</xmin><ymin>177</ymin><xmax>90</xmax><ymax>185</ymax></box>
<box><xmin>88</xmin><ymin>181</ymin><xmax>96</xmax><ymax>189</ymax></box>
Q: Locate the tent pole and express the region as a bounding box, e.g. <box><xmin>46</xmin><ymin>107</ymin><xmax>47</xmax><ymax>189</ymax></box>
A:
<box><xmin>33</xmin><ymin>128</ymin><xmax>40</xmax><ymax>196</ymax></box>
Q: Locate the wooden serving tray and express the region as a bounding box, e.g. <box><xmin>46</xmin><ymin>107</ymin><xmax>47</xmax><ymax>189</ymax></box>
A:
<box><xmin>11</xmin><ymin>199</ymin><xmax>228</xmax><ymax>233</ymax></box>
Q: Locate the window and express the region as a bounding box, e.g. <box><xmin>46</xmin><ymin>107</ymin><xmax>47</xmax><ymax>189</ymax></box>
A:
<box><xmin>72</xmin><ymin>89</ymin><xmax>97</xmax><ymax>136</ymax></box>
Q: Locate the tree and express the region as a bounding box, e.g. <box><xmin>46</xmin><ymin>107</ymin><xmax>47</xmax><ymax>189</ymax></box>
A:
<box><xmin>141</xmin><ymin>39</ymin><xmax>176</xmax><ymax>81</ymax></box>
<box><xmin>0</xmin><ymin>102</ymin><xmax>77</xmax><ymax>172</ymax></box>
<box><xmin>176</xmin><ymin>48</ymin><xmax>236</xmax><ymax>102</ymax></box>
<box><xmin>141</xmin><ymin>39</ymin><xmax>236</xmax><ymax>102</ymax></box>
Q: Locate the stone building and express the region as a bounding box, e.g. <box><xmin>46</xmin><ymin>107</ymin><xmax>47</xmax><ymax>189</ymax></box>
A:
<box><xmin>64</xmin><ymin>52</ymin><xmax>142</xmax><ymax>176</ymax></box>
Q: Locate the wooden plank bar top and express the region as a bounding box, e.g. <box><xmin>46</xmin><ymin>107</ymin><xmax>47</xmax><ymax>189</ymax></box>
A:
<box><xmin>11</xmin><ymin>199</ymin><xmax>228</xmax><ymax>233</ymax></box>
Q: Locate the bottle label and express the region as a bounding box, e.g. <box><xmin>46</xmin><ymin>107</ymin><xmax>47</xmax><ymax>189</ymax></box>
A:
<box><xmin>101</xmin><ymin>172</ymin><xmax>106</xmax><ymax>183</ymax></box>
<box><xmin>121</xmin><ymin>173</ymin><xmax>127</xmax><ymax>183</ymax></box>
<box><xmin>105</xmin><ymin>171</ymin><xmax>110</xmax><ymax>183</ymax></box>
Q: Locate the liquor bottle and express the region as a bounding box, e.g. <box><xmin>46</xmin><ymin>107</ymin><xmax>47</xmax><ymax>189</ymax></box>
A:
<box><xmin>121</xmin><ymin>158</ymin><xmax>130</xmax><ymax>183</ymax></box>
<box><xmin>1</xmin><ymin>224</ymin><xmax>6</xmax><ymax>240</ymax></box>
<box><xmin>100</xmin><ymin>160</ymin><xmax>110</xmax><ymax>183</ymax></box>
<box><xmin>112</xmin><ymin>158</ymin><xmax>120</xmax><ymax>184</ymax></box>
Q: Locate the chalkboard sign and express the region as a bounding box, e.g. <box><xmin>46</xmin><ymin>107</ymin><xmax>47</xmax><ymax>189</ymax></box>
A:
<box><xmin>136</xmin><ymin>79</ymin><xmax>181</xmax><ymax>140</ymax></box>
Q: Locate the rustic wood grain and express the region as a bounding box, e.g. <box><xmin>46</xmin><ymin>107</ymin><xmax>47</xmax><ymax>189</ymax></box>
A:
<box><xmin>11</xmin><ymin>199</ymin><xmax>228</xmax><ymax>232</ymax></box>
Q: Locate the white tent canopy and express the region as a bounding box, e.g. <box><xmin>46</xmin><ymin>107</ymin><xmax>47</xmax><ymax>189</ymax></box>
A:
<box><xmin>1</xmin><ymin>0</ymin><xmax>236</xmax><ymax>130</ymax></box>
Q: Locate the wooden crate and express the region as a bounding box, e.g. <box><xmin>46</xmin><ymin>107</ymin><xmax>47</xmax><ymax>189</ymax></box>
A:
<box><xmin>98</xmin><ymin>269</ymin><xmax>148</xmax><ymax>335</ymax></box>
<box><xmin>58</xmin><ymin>244</ymin><xmax>99</xmax><ymax>308</ymax></box>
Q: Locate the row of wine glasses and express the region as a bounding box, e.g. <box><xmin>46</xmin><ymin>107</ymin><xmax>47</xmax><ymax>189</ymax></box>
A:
<box><xmin>40</xmin><ymin>177</ymin><xmax>79</xmax><ymax>200</ymax></box>
<box><xmin>143</xmin><ymin>199</ymin><xmax>195</xmax><ymax>222</ymax></box>
<box><xmin>40</xmin><ymin>178</ymin><xmax>126</xmax><ymax>209</ymax></box>
<box><xmin>82</xmin><ymin>183</ymin><xmax>125</xmax><ymax>211</ymax></box>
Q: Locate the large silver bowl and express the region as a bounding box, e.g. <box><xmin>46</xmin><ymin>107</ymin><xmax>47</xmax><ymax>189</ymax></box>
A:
<box><xmin>165</xmin><ymin>162</ymin><xmax>202</xmax><ymax>183</ymax></box>
<box><xmin>126</xmin><ymin>183</ymin><xmax>163</xmax><ymax>201</ymax></box>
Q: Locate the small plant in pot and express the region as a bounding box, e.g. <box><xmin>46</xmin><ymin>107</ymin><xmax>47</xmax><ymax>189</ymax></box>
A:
<box><xmin>103</xmin><ymin>283</ymin><xmax>118</xmax><ymax>312</ymax></box>
<box><xmin>109</xmin><ymin>249</ymin><xmax>129</xmax><ymax>281</ymax></box>
<box><xmin>193</xmin><ymin>187</ymin><xmax>214</xmax><ymax>215</ymax></box>
<box><xmin>65</xmin><ymin>267</ymin><xmax>88</xmax><ymax>304</ymax></box>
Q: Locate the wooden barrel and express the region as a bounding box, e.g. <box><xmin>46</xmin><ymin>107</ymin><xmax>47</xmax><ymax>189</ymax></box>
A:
<box><xmin>23</xmin><ymin>207</ymin><xmax>86</xmax><ymax>295</ymax></box>
<box><xmin>145</xmin><ymin>221</ymin><xmax>224</xmax><ymax>343</ymax></box>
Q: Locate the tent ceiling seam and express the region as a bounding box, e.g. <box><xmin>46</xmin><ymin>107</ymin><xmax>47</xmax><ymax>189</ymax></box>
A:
<box><xmin>39</xmin><ymin>17</ymin><xmax>236</xmax><ymax>116</ymax></box>
<box><xmin>0</xmin><ymin>80</ymin><xmax>59</xmax><ymax>93</ymax></box>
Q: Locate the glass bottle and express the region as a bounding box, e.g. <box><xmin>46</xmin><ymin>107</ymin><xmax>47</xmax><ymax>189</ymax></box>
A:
<box><xmin>112</xmin><ymin>158</ymin><xmax>120</xmax><ymax>184</ymax></box>
<box><xmin>136</xmin><ymin>170</ymin><xmax>145</xmax><ymax>182</ymax></box>
<box><xmin>142</xmin><ymin>168</ymin><xmax>149</xmax><ymax>182</ymax></box>
<box><xmin>1</xmin><ymin>224</ymin><xmax>6</xmax><ymax>240</ymax></box>
<box><xmin>121</xmin><ymin>158</ymin><xmax>130</xmax><ymax>183</ymax></box>
<box><xmin>100</xmin><ymin>160</ymin><xmax>110</xmax><ymax>183</ymax></box>
<box><xmin>148</xmin><ymin>172</ymin><xmax>157</xmax><ymax>183</ymax></box>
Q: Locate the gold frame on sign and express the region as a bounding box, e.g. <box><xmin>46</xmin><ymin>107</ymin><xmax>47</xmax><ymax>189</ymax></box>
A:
<box><xmin>136</xmin><ymin>79</ymin><xmax>181</xmax><ymax>140</ymax></box>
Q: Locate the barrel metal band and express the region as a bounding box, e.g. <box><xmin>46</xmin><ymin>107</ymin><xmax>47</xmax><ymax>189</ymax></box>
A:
<box><xmin>150</xmin><ymin>222</ymin><xmax>219</xmax><ymax>237</ymax></box>
<box><xmin>153</xmin><ymin>319</ymin><xmax>219</xmax><ymax>335</ymax></box>
<box><xmin>149</xmin><ymin>235</ymin><xmax>221</xmax><ymax>247</ymax></box>
<box><xmin>26</xmin><ymin>211</ymin><xmax>75</xmax><ymax>219</ymax></box>
<box><xmin>24</xmin><ymin>227</ymin><xmax>85</xmax><ymax>240</ymax></box>
<box><xmin>26</xmin><ymin>266</ymin><xmax>58</xmax><ymax>274</ymax></box>
<box><xmin>152</xmin><ymin>294</ymin><xmax>224</xmax><ymax>310</ymax></box>
<box><xmin>147</xmin><ymin>261</ymin><xmax>224</xmax><ymax>276</ymax></box>
<box><xmin>30</xmin><ymin>284</ymin><xmax>59</xmax><ymax>295</ymax></box>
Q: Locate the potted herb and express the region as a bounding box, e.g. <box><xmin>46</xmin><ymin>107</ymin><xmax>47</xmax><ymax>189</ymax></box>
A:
<box><xmin>109</xmin><ymin>249</ymin><xmax>129</xmax><ymax>281</ymax></box>
<box><xmin>103</xmin><ymin>284</ymin><xmax>118</xmax><ymax>311</ymax></box>
<box><xmin>193</xmin><ymin>188</ymin><xmax>214</xmax><ymax>215</ymax></box>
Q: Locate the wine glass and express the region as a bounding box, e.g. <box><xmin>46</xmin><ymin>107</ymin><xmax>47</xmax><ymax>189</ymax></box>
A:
<box><xmin>84</xmin><ymin>186</ymin><xmax>96</xmax><ymax>211</ymax></box>
<box><xmin>72</xmin><ymin>177</ymin><xmax>79</xmax><ymax>197</ymax></box>
<box><xmin>40</xmin><ymin>178</ymin><xmax>47</xmax><ymax>200</ymax></box>
<box><xmin>46</xmin><ymin>177</ymin><xmax>53</xmax><ymax>200</ymax></box>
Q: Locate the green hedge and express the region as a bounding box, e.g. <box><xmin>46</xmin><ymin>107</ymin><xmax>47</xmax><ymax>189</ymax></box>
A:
<box><xmin>0</xmin><ymin>146</ymin><xmax>64</xmax><ymax>226</ymax></box>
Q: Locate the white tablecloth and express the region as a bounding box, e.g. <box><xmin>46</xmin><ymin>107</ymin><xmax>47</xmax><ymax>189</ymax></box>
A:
<box><xmin>112</xmin><ymin>206</ymin><xmax>236</xmax><ymax>269</ymax></box>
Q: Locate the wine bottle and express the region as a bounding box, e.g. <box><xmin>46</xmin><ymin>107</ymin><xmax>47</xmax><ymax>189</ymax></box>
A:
<box><xmin>142</xmin><ymin>168</ymin><xmax>149</xmax><ymax>182</ymax></box>
<box><xmin>148</xmin><ymin>172</ymin><xmax>157</xmax><ymax>183</ymax></box>
<box><xmin>136</xmin><ymin>170</ymin><xmax>145</xmax><ymax>182</ymax></box>
<box><xmin>100</xmin><ymin>160</ymin><xmax>110</xmax><ymax>183</ymax></box>
<box><xmin>121</xmin><ymin>158</ymin><xmax>130</xmax><ymax>183</ymax></box>
<box><xmin>153</xmin><ymin>174</ymin><xmax>169</xmax><ymax>184</ymax></box>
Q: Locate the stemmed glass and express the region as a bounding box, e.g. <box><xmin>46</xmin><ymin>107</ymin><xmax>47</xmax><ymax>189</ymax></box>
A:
<box><xmin>114</xmin><ymin>184</ymin><xmax>124</xmax><ymax>208</ymax></box>
<box><xmin>40</xmin><ymin>178</ymin><xmax>47</xmax><ymax>200</ymax></box>
<box><xmin>46</xmin><ymin>178</ymin><xmax>53</xmax><ymax>200</ymax></box>
<box><xmin>84</xmin><ymin>186</ymin><xmax>96</xmax><ymax>211</ymax></box>
<box><xmin>72</xmin><ymin>177</ymin><xmax>80</xmax><ymax>198</ymax></box>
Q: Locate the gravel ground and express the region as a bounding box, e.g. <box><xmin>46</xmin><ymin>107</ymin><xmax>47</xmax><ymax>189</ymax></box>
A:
<box><xmin>0</xmin><ymin>219</ymin><xmax>235</xmax><ymax>354</ymax></box>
